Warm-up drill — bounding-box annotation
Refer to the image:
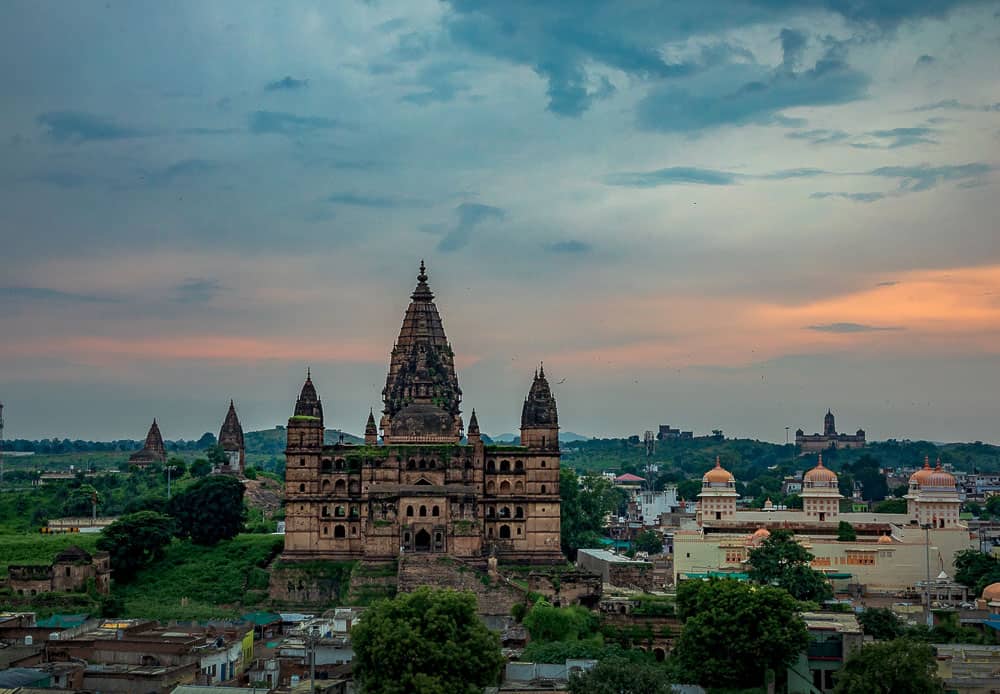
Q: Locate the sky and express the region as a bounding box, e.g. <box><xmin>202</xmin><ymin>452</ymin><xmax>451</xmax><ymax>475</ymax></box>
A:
<box><xmin>1</xmin><ymin>0</ymin><xmax>999</xmax><ymax>444</ymax></box>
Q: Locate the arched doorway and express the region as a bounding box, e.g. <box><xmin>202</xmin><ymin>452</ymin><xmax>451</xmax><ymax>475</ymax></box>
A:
<box><xmin>415</xmin><ymin>529</ymin><xmax>431</xmax><ymax>552</ymax></box>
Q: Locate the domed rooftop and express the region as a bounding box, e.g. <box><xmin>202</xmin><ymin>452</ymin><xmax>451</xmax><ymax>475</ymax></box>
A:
<box><xmin>750</xmin><ymin>527</ymin><xmax>771</xmax><ymax>543</ymax></box>
<box><xmin>877</xmin><ymin>534</ymin><xmax>893</xmax><ymax>545</ymax></box>
<box><xmin>703</xmin><ymin>457</ymin><xmax>735</xmax><ymax>484</ymax></box>
<box><xmin>982</xmin><ymin>582</ymin><xmax>1000</xmax><ymax>602</ymax></box>
<box><xmin>925</xmin><ymin>459</ymin><xmax>956</xmax><ymax>488</ymax></box>
<box><xmin>804</xmin><ymin>454</ymin><xmax>838</xmax><ymax>484</ymax></box>
<box><xmin>909</xmin><ymin>457</ymin><xmax>934</xmax><ymax>486</ymax></box>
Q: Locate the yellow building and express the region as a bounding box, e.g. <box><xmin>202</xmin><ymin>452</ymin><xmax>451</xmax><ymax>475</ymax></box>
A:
<box><xmin>675</xmin><ymin>457</ymin><xmax>975</xmax><ymax>593</ymax></box>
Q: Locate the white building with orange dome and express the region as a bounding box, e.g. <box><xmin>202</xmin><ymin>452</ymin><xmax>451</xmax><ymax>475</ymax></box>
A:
<box><xmin>674</xmin><ymin>456</ymin><xmax>975</xmax><ymax>594</ymax></box>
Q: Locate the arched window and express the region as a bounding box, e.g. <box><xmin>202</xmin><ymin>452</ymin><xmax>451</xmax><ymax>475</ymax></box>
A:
<box><xmin>514</xmin><ymin>460</ymin><xmax>524</xmax><ymax>472</ymax></box>
<box><xmin>515</xmin><ymin>481</ymin><xmax>524</xmax><ymax>493</ymax></box>
<box><xmin>300</xmin><ymin>458</ymin><xmax>306</xmax><ymax>466</ymax></box>
<box><xmin>408</xmin><ymin>459</ymin><xmax>416</xmax><ymax>470</ymax></box>
<box><xmin>515</xmin><ymin>506</ymin><xmax>524</xmax><ymax>518</ymax></box>
<box><xmin>499</xmin><ymin>525</ymin><xmax>511</xmax><ymax>539</ymax></box>
<box><xmin>334</xmin><ymin>479</ymin><xmax>346</xmax><ymax>494</ymax></box>
<box><xmin>541</xmin><ymin>485</ymin><xmax>547</xmax><ymax>494</ymax></box>
<box><xmin>488</xmin><ymin>527</ymin><xmax>494</xmax><ymax>538</ymax></box>
<box><xmin>419</xmin><ymin>459</ymin><xmax>427</xmax><ymax>469</ymax></box>
<box><xmin>517</xmin><ymin>526</ymin><xmax>522</xmax><ymax>535</ymax></box>
<box><xmin>500</xmin><ymin>480</ymin><xmax>511</xmax><ymax>493</ymax></box>
<box><xmin>432</xmin><ymin>506</ymin><xmax>440</xmax><ymax>517</ymax></box>
<box><xmin>335</xmin><ymin>459</ymin><xmax>345</xmax><ymax>471</ymax></box>
<box><xmin>323</xmin><ymin>526</ymin><xmax>329</xmax><ymax>535</ymax></box>
<box><xmin>407</xmin><ymin>505</ymin><xmax>414</xmax><ymax>517</ymax></box>
<box><xmin>335</xmin><ymin>506</ymin><xmax>346</xmax><ymax>517</ymax></box>
<box><xmin>352</xmin><ymin>526</ymin><xmax>358</xmax><ymax>536</ymax></box>
<box><xmin>321</xmin><ymin>480</ymin><xmax>331</xmax><ymax>492</ymax></box>
<box><xmin>500</xmin><ymin>506</ymin><xmax>511</xmax><ymax>518</ymax></box>
<box><xmin>487</xmin><ymin>460</ymin><xmax>496</xmax><ymax>473</ymax></box>
<box><xmin>420</xmin><ymin>505</ymin><xmax>427</xmax><ymax>517</ymax></box>
<box><xmin>487</xmin><ymin>507</ymin><xmax>495</xmax><ymax>518</ymax></box>
<box><xmin>541</xmin><ymin>461</ymin><xmax>546</xmax><ymax>468</ymax></box>
<box><xmin>487</xmin><ymin>481</ymin><xmax>496</xmax><ymax>494</ymax></box>
<box><xmin>334</xmin><ymin>525</ymin><xmax>346</xmax><ymax>538</ymax></box>
<box><xmin>299</xmin><ymin>483</ymin><xmax>306</xmax><ymax>492</ymax></box>
<box><xmin>322</xmin><ymin>505</ymin><xmax>330</xmax><ymax>517</ymax></box>
<box><xmin>500</xmin><ymin>460</ymin><xmax>511</xmax><ymax>472</ymax></box>
<box><xmin>321</xmin><ymin>460</ymin><xmax>332</xmax><ymax>473</ymax></box>
<box><xmin>349</xmin><ymin>480</ymin><xmax>360</xmax><ymax>494</ymax></box>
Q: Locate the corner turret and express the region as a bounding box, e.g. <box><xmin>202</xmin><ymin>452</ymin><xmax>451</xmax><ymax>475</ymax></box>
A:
<box><xmin>217</xmin><ymin>400</ymin><xmax>246</xmax><ymax>475</ymax></box>
<box><xmin>520</xmin><ymin>364</ymin><xmax>559</xmax><ymax>450</ymax></box>
<box><xmin>365</xmin><ymin>409</ymin><xmax>378</xmax><ymax>446</ymax></box>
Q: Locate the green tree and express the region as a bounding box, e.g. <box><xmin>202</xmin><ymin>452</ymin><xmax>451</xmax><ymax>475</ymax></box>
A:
<box><xmin>351</xmin><ymin>587</ymin><xmax>503</xmax><ymax>694</ymax></box>
<box><xmin>568</xmin><ymin>657</ymin><xmax>673</xmax><ymax>694</ymax></box>
<box><xmin>837</xmin><ymin>521</ymin><xmax>857</xmax><ymax>542</ymax></box>
<box><xmin>986</xmin><ymin>495</ymin><xmax>1000</xmax><ymax>519</ymax></box>
<box><xmin>522</xmin><ymin>602</ymin><xmax>599</xmax><ymax>643</ymax></box>
<box><xmin>857</xmin><ymin>608</ymin><xmax>904</xmax><ymax>640</ymax></box>
<box><xmin>833</xmin><ymin>638</ymin><xmax>944</xmax><ymax>694</ymax></box>
<box><xmin>873</xmin><ymin>497</ymin><xmax>907</xmax><ymax>514</ymax></box>
<box><xmin>633</xmin><ymin>529</ymin><xmax>663</xmax><ymax>555</ymax></box>
<box><xmin>845</xmin><ymin>455</ymin><xmax>889</xmax><ymax>501</ymax></box>
<box><xmin>560</xmin><ymin>469</ymin><xmax>626</xmax><ymax>558</ymax></box>
<box><xmin>96</xmin><ymin>511</ymin><xmax>175</xmax><ymax>581</ymax></box>
<box><xmin>165</xmin><ymin>457</ymin><xmax>187</xmax><ymax>477</ymax></box>
<box><xmin>746</xmin><ymin>529</ymin><xmax>833</xmax><ymax>602</ymax></box>
<box><xmin>63</xmin><ymin>484</ymin><xmax>101</xmax><ymax>516</ymax></box>
<box><xmin>673</xmin><ymin>579</ymin><xmax>809</xmax><ymax>689</ymax></box>
<box><xmin>676</xmin><ymin>478</ymin><xmax>702</xmax><ymax>501</ymax></box>
<box><xmin>167</xmin><ymin>475</ymin><xmax>246</xmax><ymax>545</ymax></box>
<box><xmin>953</xmin><ymin>550</ymin><xmax>1000</xmax><ymax>595</ymax></box>
<box><xmin>964</xmin><ymin>501</ymin><xmax>981</xmax><ymax>517</ymax></box>
<box><xmin>189</xmin><ymin>458</ymin><xmax>212</xmax><ymax>478</ymax></box>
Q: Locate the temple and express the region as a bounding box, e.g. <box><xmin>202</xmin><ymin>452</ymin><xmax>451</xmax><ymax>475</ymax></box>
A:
<box><xmin>128</xmin><ymin>419</ymin><xmax>167</xmax><ymax>468</ymax></box>
<box><xmin>280</xmin><ymin>262</ymin><xmax>563</xmax><ymax>565</ymax></box>
<box><xmin>216</xmin><ymin>400</ymin><xmax>246</xmax><ymax>475</ymax></box>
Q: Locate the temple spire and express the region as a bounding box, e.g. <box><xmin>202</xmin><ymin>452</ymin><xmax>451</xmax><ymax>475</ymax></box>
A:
<box><xmin>365</xmin><ymin>408</ymin><xmax>378</xmax><ymax>445</ymax></box>
<box><xmin>294</xmin><ymin>370</ymin><xmax>323</xmax><ymax>421</ymax></box>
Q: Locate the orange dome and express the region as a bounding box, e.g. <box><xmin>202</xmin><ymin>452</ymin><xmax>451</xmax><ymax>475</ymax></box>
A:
<box><xmin>703</xmin><ymin>457</ymin><xmax>735</xmax><ymax>484</ymax></box>
<box><xmin>909</xmin><ymin>456</ymin><xmax>934</xmax><ymax>485</ymax></box>
<box><xmin>925</xmin><ymin>459</ymin><xmax>956</xmax><ymax>488</ymax></box>
<box><xmin>804</xmin><ymin>454</ymin><xmax>838</xmax><ymax>484</ymax></box>
<box><xmin>877</xmin><ymin>534</ymin><xmax>893</xmax><ymax>545</ymax></box>
<box><xmin>752</xmin><ymin>527</ymin><xmax>771</xmax><ymax>540</ymax></box>
<box><xmin>982</xmin><ymin>582</ymin><xmax>1000</xmax><ymax>602</ymax></box>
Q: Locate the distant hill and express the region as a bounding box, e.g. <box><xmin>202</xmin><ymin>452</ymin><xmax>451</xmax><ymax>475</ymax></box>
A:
<box><xmin>491</xmin><ymin>432</ymin><xmax>590</xmax><ymax>444</ymax></box>
<box><xmin>245</xmin><ymin>427</ymin><xmax>363</xmax><ymax>455</ymax></box>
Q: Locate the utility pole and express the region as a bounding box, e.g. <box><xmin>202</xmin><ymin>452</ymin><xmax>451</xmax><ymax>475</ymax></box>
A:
<box><xmin>166</xmin><ymin>464</ymin><xmax>176</xmax><ymax>500</ymax></box>
<box><xmin>923</xmin><ymin>523</ymin><xmax>933</xmax><ymax>627</ymax></box>
<box><xmin>91</xmin><ymin>491</ymin><xmax>98</xmax><ymax>523</ymax></box>
<box><xmin>0</xmin><ymin>401</ymin><xmax>5</xmax><ymax>486</ymax></box>
<box><xmin>308</xmin><ymin>625</ymin><xmax>319</xmax><ymax>693</ymax></box>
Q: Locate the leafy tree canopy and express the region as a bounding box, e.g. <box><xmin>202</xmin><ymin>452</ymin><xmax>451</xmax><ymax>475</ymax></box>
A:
<box><xmin>746</xmin><ymin>529</ymin><xmax>832</xmax><ymax>602</ymax></box>
<box><xmin>351</xmin><ymin>588</ymin><xmax>503</xmax><ymax>694</ymax></box>
<box><xmin>837</xmin><ymin>521</ymin><xmax>857</xmax><ymax>542</ymax></box>
<box><xmin>189</xmin><ymin>458</ymin><xmax>212</xmax><ymax>478</ymax></box>
<box><xmin>167</xmin><ymin>474</ymin><xmax>246</xmax><ymax>545</ymax></box>
<box><xmin>568</xmin><ymin>657</ymin><xmax>673</xmax><ymax>694</ymax></box>
<box><xmin>522</xmin><ymin>601</ymin><xmax>600</xmax><ymax>643</ymax></box>
<box><xmin>96</xmin><ymin>511</ymin><xmax>175</xmax><ymax>581</ymax></box>
<box><xmin>874</xmin><ymin>498</ymin><xmax>907</xmax><ymax>514</ymax></box>
<box><xmin>633</xmin><ymin>529</ymin><xmax>663</xmax><ymax>555</ymax></box>
<box><xmin>560</xmin><ymin>469</ymin><xmax>626</xmax><ymax>559</ymax></box>
<box><xmin>856</xmin><ymin>608</ymin><xmax>904</xmax><ymax>641</ymax></box>
<box><xmin>954</xmin><ymin>550</ymin><xmax>1000</xmax><ymax>595</ymax></box>
<box><xmin>673</xmin><ymin>578</ymin><xmax>809</xmax><ymax>689</ymax></box>
<box><xmin>833</xmin><ymin>638</ymin><xmax>944</xmax><ymax>694</ymax></box>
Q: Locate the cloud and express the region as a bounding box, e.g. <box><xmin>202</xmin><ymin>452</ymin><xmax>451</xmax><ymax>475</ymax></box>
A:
<box><xmin>265</xmin><ymin>76</ymin><xmax>309</xmax><ymax>91</ymax></box>
<box><xmin>143</xmin><ymin>159</ymin><xmax>217</xmax><ymax>186</ymax></box>
<box><xmin>852</xmin><ymin>126</ymin><xmax>938</xmax><ymax>149</ymax></box>
<box><xmin>25</xmin><ymin>172</ymin><xmax>92</xmax><ymax>188</ymax></box>
<box><xmin>779</xmin><ymin>28</ymin><xmax>808</xmax><ymax>70</ymax></box>
<box><xmin>915</xmin><ymin>54</ymin><xmax>936</xmax><ymax>67</ymax></box>
<box><xmin>36</xmin><ymin>111</ymin><xmax>146</xmax><ymax>142</ymax></box>
<box><xmin>912</xmin><ymin>99</ymin><xmax>1000</xmax><ymax>112</ymax></box>
<box><xmin>248</xmin><ymin>110</ymin><xmax>344</xmax><ymax>135</ymax></box>
<box><xmin>436</xmin><ymin>203</ymin><xmax>505</xmax><ymax>253</ymax></box>
<box><xmin>786</xmin><ymin>129</ymin><xmax>851</xmax><ymax>145</ymax></box>
<box><xmin>810</xmin><ymin>191</ymin><xmax>887</xmax><ymax>203</ymax></box>
<box><xmin>876</xmin><ymin>281</ymin><xmax>899</xmax><ymax>287</ymax></box>
<box><xmin>807</xmin><ymin>322</ymin><xmax>902</xmax><ymax>333</ymax></box>
<box><xmin>636</xmin><ymin>49</ymin><xmax>870</xmax><ymax>133</ymax></box>
<box><xmin>870</xmin><ymin>162</ymin><xmax>992</xmax><ymax>192</ymax></box>
<box><xmin>604</xmin><ymin>167</ymin><xmax>739</xmax><ymax>187</ymax></box>
<box><xmin>758</xmin><ymin>168</ymin><xmax>830</xmax><ymax>180</ymax></box>
<box><xmin>546</xmin><ymin>240</ymin><xmax>592</xmax><ymax>253</ymax></box>
<box><xmin>402</xmin><ymin>61</ymin><xmax>470</xmax><ymax>105</ymax></box>
<box><xmin>172</xmin><ymin>278</ymin><xmax>223</xmax><ymax>304</ymax></box>
<box><xmin>326</xmin><ymin>192</ymin><xmax>423</xmax><ymax>208</ymax></box>
<box><xmin>0</xmin><ymin>286</ymin><xmax>117</xmax><ymax>304</ymax></box>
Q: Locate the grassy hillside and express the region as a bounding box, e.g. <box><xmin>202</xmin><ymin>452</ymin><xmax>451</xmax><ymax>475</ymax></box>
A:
<box><xmin>0</xmin><ymin>532</ymin><xmax>102</xmax><ymax>573</ymax></box>
<box><xmin>113</xmin><ymin>534</ymin><xmax>284</xmax><ymax>620</ymax></box>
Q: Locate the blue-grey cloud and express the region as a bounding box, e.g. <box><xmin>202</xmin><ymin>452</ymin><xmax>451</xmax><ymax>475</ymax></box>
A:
<box><xmin>810</xmin><ymin>191</ymin><xmax>887</xmax><ymax>203</ymax></box>
<box><xmin>265</xmin><ymin>76</ymin><xmax>309</xmax><ymax>91</ymax></box>
<box><xmin>248</xmin><ymin>111</ymin><xmax>344</xmax><ymax>135</ymax></box>
<box><xmin>604</xmin><ymin>167</ymin><xmax>739</xmax><ymax>187</ymax></box>
<box><xmin>546</xmin><ymin>240</ymin><xmax>592</xmax><ymax>254</ymax></box>
<box><xmin>24</xmin><ymin>172</ymin><xmax>92</xmax><ymax>189</ymax></box>
<box><xmin>870</xmin><ymin>162</ymin><xmax>991</xmax><ymax>192</ymax></box>
<box><xmin>912</xmin><ymin>99</ymin><xmax>1000</xmax><ymax>112</ymax></box>
<box><xmin>807</xmin><ymin>322</ymin><xmax>902</xmax><ymax>333</ymax></box>
<box><xmin>915</xmin><ymin>54</ymin><xmax>936</xmax><ymax>67</ymax></box>
<box><xmin>779</xmin><ymin>28</ymin><xmax>808</xmax><ymax>70</ymax></box>
<box><xmin>173</xmin><ymin>278</ymin><xmax>223</xmax><ymax>304</ymax></box>
<box><xmin>36</xmin><ymin>111</ymin><xmax>146</xmax><ymax>142</ymax></box>
<box><xmin>0</xmin><ymin>286</ymin><xmax>117</xmax><ymax>304</ymax></box>
<box><xmin>437</xmin><ymin>203</ymin><xmax>505</xmax><ymax>253</ymax></box>
<box><xmin>402</xmin><ymin>62</ymin><xmax>469</xmax><ymax>105</ymax></box>
<box><xmin>326</xmin><ymin>192</ymin><xmax>424</xmax><ymax>209</ymax></box>
<box><xmin>786</xmin><ymin>128</ymin><xmax>851</xmax><ymax>145</ymax></box>
<box><xmin>853</xmin><ymin>126</ymin><xmax>939</xmax><ymax>149</ymax></box>
<box><xmin>876</xmin><ymin>280</ymin><xmax>899</xmax><ymax>287</ymax></box>
<box><xmin>637</xmin><ymin>50</ymin><xmax>869</xmax><ymax>133</ymax></box>
<box><xmin>758</xmin><ymin>168</ymin><xmax>830</xmax><ymax>180</ymax></box>
<box><xmin>143</xmin><ymin>159</ymin><xmax>217</xmax><ymax>186</ymax></box>
<box><xmin>177</xmin><ymin>127</ymin><xmax>241</xmax><ymax>136</ymax></box>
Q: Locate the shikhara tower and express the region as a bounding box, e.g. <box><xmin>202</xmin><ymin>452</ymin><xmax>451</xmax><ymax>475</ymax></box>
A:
<box><xmin>280</xmin><ymin>262</ymin><xmax>563</xmax><ymax>568</ymax></box>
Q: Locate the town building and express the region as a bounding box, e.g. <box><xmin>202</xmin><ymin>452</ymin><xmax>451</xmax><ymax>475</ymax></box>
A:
<box><xmin>215</xmin><ymin>400</ymin><xmax>245</xmax><ymax>476</ymax></box>
<box><xmin>280</xmin><ymin>262</ymin><xmax>562</xmax><ymax>567</ymax></box>
<box><xmin>795</xmin><ymin>410</ymin><xmax>866</xmax><ymax>454</ymax></box>
<box><xmin>7</xmin><ymin>546</ymin><xmax>111</xmax><ymax>596</ymax></box>
<box><xmin>786</xmin><ymin>612</ymin><xmax>864</xmax><ymax>694</ymax></box>
<box><xmin>657</xmin><ymin>425</ymin><xmax>693</xmax><ymax>440</ymax></box>
<box><xmin>675</xmin><ymin>456</ymin><xmax>975</xmax><ymax>594</ymax></box>
<box><xmin>128</xmin><ymin>419</ymin><xmax>167</xmax><ymax>467</ymax></box>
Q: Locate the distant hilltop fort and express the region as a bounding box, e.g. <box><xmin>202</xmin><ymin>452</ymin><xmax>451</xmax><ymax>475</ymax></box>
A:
<box><xmin>795</xmin><ymin>410</ymin><xmax>866</xmax><ymax>454</ymax></box>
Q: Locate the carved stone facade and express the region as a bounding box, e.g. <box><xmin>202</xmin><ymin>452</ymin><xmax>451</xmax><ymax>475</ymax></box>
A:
<box><xmin>280</xmin><ymin>263</ymin><xmax>562</xmax><ymax>566</ymax></box>
<box><xmin>8</xmin><ymin>545</ymin><xmax>111</xmax><ymax>596</ymax></box>
<box><xmin>128</xmin><ymin>419</ymin><xmax>167</xmax><ymax>468</ymax></box>
<box><xmin>796</xmin><ymin>410</ymin><xmax>866</xmax><ymax>453</ymax></box>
